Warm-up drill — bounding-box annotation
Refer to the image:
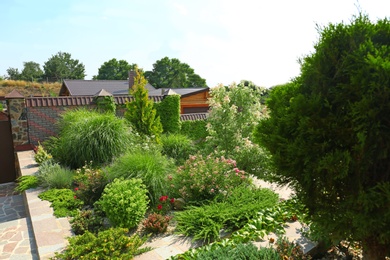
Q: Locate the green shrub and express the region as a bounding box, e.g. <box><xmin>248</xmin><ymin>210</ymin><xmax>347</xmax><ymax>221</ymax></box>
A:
<box><xmin>73</xmin><ymin>163</ymin><xmax>108</xmax><ymax>206</ymax></box>
<box><xmin>142</xmin><ymin>213</ymin><xmax>172</xmax><ymax>234</ymax></box>
<box><xmin>33</xmin><ymin>143</ymin><xmax>52</xmax><ymax>165</ymax></box>
<box><xmin>15</xmin><ymin>175</ymin><xmax>39</xmax><ymax>192</ymax></box>
<box><xmin>174</xmin><ymin>186</ymin><xmax>278</xmax><ymax>243</ymax></box>
<box><xmin>36</xmin><ymin>160</ymin><xmax>74</xmax><ymax>189</ymax></box>
<box><xmin>161</xmin><ymin>134</ymin><xmax>195</xmax><ymax>165</ymax></box>
<box><xmin>104</xmin><ymin>150</ymin><xmax>174</xmax><ymax>205</ymax></box>
<box><xmin>46</xmin><ymin>108</ymin><xmax>133</xmax><ymax>169</ymax></box>
<box><xmin>169</xmin><ymin>153</ymin><xmax>251</xmax><ymax>204</ymax></box>
<box><xmin>70</xmin><ymin>209</ymin><xmax>105</xmax><ymax>235</ymax></box>
<box><xmin>38</xmin><ymin>188</ymin><xmax>83</xmax><ymax>217</ymax></box>
<box><xmin>53</xmin><ymin>228</ymin><xmax>150</xmax><ymax>259</ymax></box>
<box><xmin>97</xmin><ymin>178</ymin><xmax>149</xmax><ymax>229</ymax></box>
<box><xmin>180</xmin><ymin>119</ymin><xmax>207</xmax><ymax>142</ymax></box>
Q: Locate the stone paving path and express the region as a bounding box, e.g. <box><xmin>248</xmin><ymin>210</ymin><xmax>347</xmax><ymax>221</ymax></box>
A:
<box><xmin>0</xmin><ymin>182</ymin><xmax>38</xmax><ymax>260</ymax></box>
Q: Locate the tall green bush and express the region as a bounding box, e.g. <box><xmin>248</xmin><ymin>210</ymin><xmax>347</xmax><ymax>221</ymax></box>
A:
<box><xmin>125</xmin><ymin>68</ymin><xmax>163</xmax><ymax>143</ymax></box>
<box><xmin>46</xmin><ymin>108</ymin><xmax>132</xmax><ymax>169</ymax></box>
<box><xmin>254</xmin><ymin>15</ymin><xmax>390</xmax><ymax>259</ymax></box>
<box><xmin>180</xmin><ymin>119</ymin><xmax>208</xmax><ymax>142</ymax></box>
<box><xmin>155</xmin><ymin>94</ymin><xmax>181</xmax><ymax>133</ymax></box>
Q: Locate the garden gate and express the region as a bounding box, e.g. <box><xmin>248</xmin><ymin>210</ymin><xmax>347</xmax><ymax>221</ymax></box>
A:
<box><xmin>0</xmin><ymin>112</ymin><xmax>16</xmax><ymax>184</ymax></box>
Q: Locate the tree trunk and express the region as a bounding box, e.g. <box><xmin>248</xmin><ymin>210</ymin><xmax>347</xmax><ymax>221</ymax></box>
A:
<box><xmin>362</xmin><ymin>237</ymin><xmax>389</xmax><ymax>260</ymax></box>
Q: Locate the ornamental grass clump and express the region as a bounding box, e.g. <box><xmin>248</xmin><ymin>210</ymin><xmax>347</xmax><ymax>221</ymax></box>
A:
<box><xmin>169</xmin><ymin>153</ymin><xmax>251</xmax><ymax>204</ymax></box>
<box><xmin>46</xmin><ymin>108</ymin><xmax>133</xmax><ymax>169</ymax></box>
<box><xmin>104</xmin><ymin>149</ymin><xmax>174</xmax><ymax>205</ymax></box>
<box><xmin>97</xmin><ymin>178</ymin><xmax>149</xmax><ymax>229</ymax></box>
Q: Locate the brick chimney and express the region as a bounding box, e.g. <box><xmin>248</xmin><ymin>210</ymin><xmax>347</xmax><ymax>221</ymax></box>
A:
<box><xmin>128</xmin><ymin>70</ymin><xmax>136</xmax><ymax>90</ymax></box>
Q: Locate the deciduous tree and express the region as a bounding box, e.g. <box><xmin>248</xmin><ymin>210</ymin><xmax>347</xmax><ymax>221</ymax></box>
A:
<box><xmin>254</xmin><ymin>15</ymin><xmax>390</xmax><ymax>259</ymax></box>
<box><xmin>6</xmin><ymin>67</ymin><xmax>21</xmax><ymax>80</ymax></box>
<box><xmin>20</xmin><ymin>61</ymin><xmax>43</xmax><ymax>81</ymax></box>
<box><xmin>43</xmin><ymin>51</ymin><xmax>86</xmax><ymax>82</ymax></box>
<box><xmin>145</xmin><ymin>57</ymin><xmax>207</xmax><ymax>89</ymax></box>
<box><xmin>95</xmin><ymin>58</ymin><xmax>137</xmax><ymax>80</ymax></box>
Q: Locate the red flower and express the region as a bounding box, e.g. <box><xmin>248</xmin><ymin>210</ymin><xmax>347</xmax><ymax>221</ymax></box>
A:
<box><xmin>74</xmin><ymin>196</ymin><xmax>77</xmax><ymax>199</ymax></box>
<box><xmin>170</xmin><ymin>198</ymin><xmax>175</xmax><ymax>204</ymax></box>
<box><xmin>157</xmin><ymin>204</ymin><xmax>163</xmax><ymax>210</ymax></box>
<box><xmin>159</xmin><ymin>195</ymin><xmax>168</xmax><ymax>202</ymax></box>
<box><xmin>74</xmin><ymin>187</ymin><xmax>79</xmax><ymax>191</ymax></box>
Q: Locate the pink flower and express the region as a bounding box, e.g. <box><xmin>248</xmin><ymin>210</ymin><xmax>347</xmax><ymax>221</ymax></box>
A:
<box><xmin>73</xmin><ymin>196</ymin><xmax>77</xmax><ymax>199</ymax></box>
<box><xmin>210</xmin><ymin>188</ymin><xmax>215</xmax><ymax>193</ymax></box>
<box><xmin>157</xmin><ymin>205</ymin><xmax>163</xmax><ymax>210</ymax></box>
<box><xmin>234</xmin><ymin>168</ymin><xmax>240</xmax><ymax>173</ymax></box>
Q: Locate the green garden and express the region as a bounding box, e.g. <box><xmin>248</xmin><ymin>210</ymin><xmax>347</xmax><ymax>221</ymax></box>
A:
<box><xmin>16</xmin><ymin>15</ymin><xmax>390</xmax><ymax>259</ymax></box>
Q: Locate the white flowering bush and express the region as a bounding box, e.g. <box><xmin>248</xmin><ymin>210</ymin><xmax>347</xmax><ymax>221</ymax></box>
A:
<box><xmin>205</xmin><ymin>82</ymin><xmax>271</xmax><ymax>178</ymax></box>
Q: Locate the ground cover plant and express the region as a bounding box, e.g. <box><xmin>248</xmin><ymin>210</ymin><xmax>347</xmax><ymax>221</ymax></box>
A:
<box><xmin>38</xmin><ymin>188</ymin><xmax>83</xmax><ymax>217</ymax></box>
<box><xmin>53</xmin><ymin>228</ymin><xmax>150</xmax><ymax>259</ymax></box>
<box><xmin>174</xmin><ymin>185</ymin><xmax>279</xmax><ymax>243</ymax></box>
<box><xmin>46</xmin><ymin>108</ymin><xmax>133</xmax><ymax>169</ymax></box>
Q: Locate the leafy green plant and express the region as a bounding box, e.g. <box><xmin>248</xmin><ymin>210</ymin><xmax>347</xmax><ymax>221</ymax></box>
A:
<box><xmin>36</xmin><ymin>160</ymin><xmax>74</xmax><ymax>189</ymax></box>
<box><xmin>174</xmin><ymin>186</ymin><xmax>278</xmax><ymax>243</ymax></box>
<box><xmin>33</xmin><ymin>143</ymin><xmax>52</xmax><ymax>165</ymax></box>
<box><xmin>169</xmin><ymin>153</ymin><xmax>251</xmax><ymax>204</ymax></box>
<box><xmin>46</xmin><ymin>108</ymin><xmax>133</xmax><ymax>169</ymax></box>
<box><xmin>38</xmin><ymin>188</ymin><xmax>83</xmax><ymax>217</ymax></box>
<box><xmin>15</xmin><ymin>175</ymin><xmax>39</xmax><ymax>192</ymax></box>
<box><xmin>97</xmin><ymin>178</ymin><xmax>149</xmax><ymax>229</ymax></box>
<box><xmin>73</xmin><ymin>163</ymin><xmax>108</xmax><ymax>206</ymax></box>
<box><xmin>104</xmin><ymin>149</ymin><xmax>174</xmax><ymax>205</ymax></box>
<box><xmin>95</xmin><ymin>95</ymin><xmax>116</xmax><ymax>114</ymax></box>
<box><xmin>161</xmin><ymin>134</ymin><xmax>195</xmax><ymax>165</ymax></box>
<box><xmin>70</xmin><ymin>209</ymin><xmax>105</xmax><ymax>235</ymax></box>
<box><xmin>142</xmin><ymin>213</ymin><xmax>172</xmax><ymax>234</ymax></box>
<box><xmin>53</xmin><ymin>228</ymin><xmax>150</xmax><ymax>259</ymax></box>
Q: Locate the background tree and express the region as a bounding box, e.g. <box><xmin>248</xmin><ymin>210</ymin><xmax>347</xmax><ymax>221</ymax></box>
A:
<box><xmin>125</xmin><ymin>68</ymin><xmax>163</xmax><ymax>143</ymax></box>
<box><xmin>145</xmin><ymin>57</ymin><xmax>207</xmax><ymax>89</ymax></box>
<box><xmin>43</xmin><ymin>51</ymin><xmax>86</xmax><ymax>82</ymax></box>
<box><xmin>94</xmin><ymin>58</ymin><xmax>137</xmax><ymax>80</ymax></box>
<box><xmin>254</xmin><ymin>15</ymin><xmax>390</xmax><ymax>259</ymax></box>
<box><xmin>6</xmin><ymin>67</ymin><xmax>21</xmax><ymax>80</ymax></box>
<box><xmin>20</xmin><ymin>61</ymin><xmax>43</xmax><ymax>81</ymax></box>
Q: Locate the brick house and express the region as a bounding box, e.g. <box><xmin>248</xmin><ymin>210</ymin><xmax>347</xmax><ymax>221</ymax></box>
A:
<box><xmin>59</xmin><ymin>71</ymin><xmax>210</xmax><ymax>114</ymax></box>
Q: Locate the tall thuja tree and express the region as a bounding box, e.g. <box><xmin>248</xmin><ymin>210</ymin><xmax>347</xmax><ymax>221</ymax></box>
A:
<box><xmin>254</xmin><ymin>15</ymin><xmax>390</xmax><ymax>259</ymax></box>
<box><xmin>125</xmin><ymin>68</ymin><xmax>163</xmax><ymax>143</ymax></box>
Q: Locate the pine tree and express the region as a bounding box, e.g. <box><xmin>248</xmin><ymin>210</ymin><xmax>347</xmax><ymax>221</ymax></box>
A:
<box><xmin>125</xmin><ymin>68</ymin><xmax>163</xmax><ymax>143</ymax></box>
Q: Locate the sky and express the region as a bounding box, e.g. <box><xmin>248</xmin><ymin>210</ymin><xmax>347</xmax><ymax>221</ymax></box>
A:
<box><xmin>0</xmin><ymin>0</ymin><xmax>389</xmax><ymax>88</ymax></box>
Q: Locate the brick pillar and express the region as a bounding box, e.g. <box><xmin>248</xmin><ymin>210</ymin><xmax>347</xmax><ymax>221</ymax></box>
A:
<box><xmin>5</xmin><ymin>90</ymin><xmax>29</xmax><ymax>148</ymax></box>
